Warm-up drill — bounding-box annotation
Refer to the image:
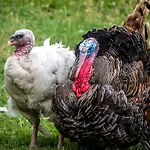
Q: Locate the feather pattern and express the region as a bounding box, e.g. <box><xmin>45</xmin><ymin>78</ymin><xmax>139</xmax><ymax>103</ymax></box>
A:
<box><xmin>53</xmin><ymin>83</ymin><xmax>150</xmax><ymax>150</ymax></box>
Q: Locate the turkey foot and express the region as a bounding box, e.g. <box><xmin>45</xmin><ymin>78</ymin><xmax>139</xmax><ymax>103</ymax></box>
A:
<box><xmin>29</xmin><ymin>143</ymin><xmax>41</xmax><ymax>149</ymax></box>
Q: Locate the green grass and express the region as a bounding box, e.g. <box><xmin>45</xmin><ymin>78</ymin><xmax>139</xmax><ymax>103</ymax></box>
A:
<box><xmin>0</xmin><ymin>0</ymin><xmax>148</xmax><ymax>149</ymax></box>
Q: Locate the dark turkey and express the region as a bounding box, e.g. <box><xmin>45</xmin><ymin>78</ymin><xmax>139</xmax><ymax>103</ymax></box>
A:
<box><xmin>52</xmin><ymin>0</ymin><xmax>150</xmax><ymax>150</ymax></box>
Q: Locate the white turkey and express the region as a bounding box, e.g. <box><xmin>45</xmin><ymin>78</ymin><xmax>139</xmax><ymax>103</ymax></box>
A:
<box><xmin>52</xmin><ymin>0</ymin><xmax>150</xmax><ymax>150</ymax></box>
<box><xmin>4</xmin><ymin>29</ymin><xmax>76</xmax><ymax>148</ymax></box>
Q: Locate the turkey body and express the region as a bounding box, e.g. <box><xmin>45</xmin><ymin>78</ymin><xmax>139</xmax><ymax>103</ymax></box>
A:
<box><xmin>52</xmin><ymin>54</ymin><xmax>150</xmax><ymax>150</ymax></box>
<box><xmin>4</xmin><ymin>42</ymin><xmax>75</xmax><ymax>117</ymax></box>
<box><xmin>53</xmin><ymin>83</ymin><xmax>149</xmax><ymax>150</ymax></box>
<box><xmin>52</xmin><ymin>8</ymin><xmax>150</xmax><ymax>150</ymax></box>
<box><xmin>4</xmin><ymin>29</ymin><xmax>76</xmax><ymax>148</ymax></box>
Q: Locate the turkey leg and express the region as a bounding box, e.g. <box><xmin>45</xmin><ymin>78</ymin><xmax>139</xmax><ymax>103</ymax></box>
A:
<box><xmin>57</xmin><ymin>134</ymin><xmax>64</xmax><ymax>149</ymax></box>
<box><xmin>29</xmin><ymin>118</ymin><xmax>40</xmax><ymax>148</ymax></box>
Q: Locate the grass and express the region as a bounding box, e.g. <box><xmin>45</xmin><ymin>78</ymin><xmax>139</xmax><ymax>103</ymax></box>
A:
<box><xmin>0</xmin><ymin>0</ymin><xmax>148</xmax><ymax>149</ymax></box>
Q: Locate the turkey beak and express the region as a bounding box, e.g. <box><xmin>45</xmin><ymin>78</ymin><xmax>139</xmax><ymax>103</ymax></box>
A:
<box><xmin>75</xmin><ymin>51</ymin><xmax>87</xmax><ymax>78</ymax></box>
<box><xmin>8</xmin><ymin>36</ymin><xmax>16</xmax><ymax>46</ymax></box>
<box><xmin>7</xmin><ymin>41</ymin><xmax>13</xmax><ymax>46</ymax></box>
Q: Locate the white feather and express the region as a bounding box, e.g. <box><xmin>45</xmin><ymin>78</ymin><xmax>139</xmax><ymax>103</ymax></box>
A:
<box><xmin>43</xmin><ymin>37</ymin><xmax>51</xmax><ymax>47</ymax></box>
<box><xmin>4</xmin><ymin>36</ymin><xmax>76</xmax><ymax>120</ymax></box>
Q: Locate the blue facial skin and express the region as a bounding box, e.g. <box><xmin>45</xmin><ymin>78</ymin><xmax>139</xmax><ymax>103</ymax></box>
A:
<box><xmin>79</xmin><ymin>38</ymin><xmax>98</xmax><ymax>55</ymax></box>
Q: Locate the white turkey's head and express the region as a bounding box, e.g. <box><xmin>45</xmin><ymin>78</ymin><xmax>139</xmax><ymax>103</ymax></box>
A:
<box><xmin>8</xmin><ymin>29</ymin><xmax>35</xmax><ymax>56</ymax></box>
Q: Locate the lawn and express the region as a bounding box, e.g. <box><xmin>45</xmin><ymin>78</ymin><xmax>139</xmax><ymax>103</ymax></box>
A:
<box><xmin>0</xmin><ymin>0</ymin><xmax>148</xmax><ymax>149</ymax></box>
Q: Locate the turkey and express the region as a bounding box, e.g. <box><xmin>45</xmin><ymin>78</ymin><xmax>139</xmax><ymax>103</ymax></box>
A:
<box><xmin>4</xmin><ymin>29</ymin><xmax>76</xmax><ymax>148</ymax></box>
<box><xmin>52</xmin><ymin>0</ymin><xmax>150</xmax><ymax>150</ymax></box>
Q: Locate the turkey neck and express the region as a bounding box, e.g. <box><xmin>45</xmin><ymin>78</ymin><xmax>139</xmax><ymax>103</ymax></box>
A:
<box><xmin>72</xmin><ymin>54</ymin><xmax>95</xmax><ymax>98</ymax></box>
<box><xmin>14</xmin><ymin>42</ymin><xmax>33</xmax><ymax>56</ymax></box>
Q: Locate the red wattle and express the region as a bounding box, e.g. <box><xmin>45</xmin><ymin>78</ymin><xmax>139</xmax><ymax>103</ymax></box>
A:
<box><xmin>72</xmin><ymin>58</ymin><xmax>92</xmax><ymax>98</ymax></box>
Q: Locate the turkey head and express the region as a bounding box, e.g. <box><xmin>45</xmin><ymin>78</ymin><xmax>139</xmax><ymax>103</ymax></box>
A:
<box><xmin>72</xmin><ymin>38</ymin><xmax>99</xmax><ymax>97</ymax></box>
<box><xmin>8</xmin><ymin>29</ymin><xmax>35</xmax><ymax>56</ymax></box>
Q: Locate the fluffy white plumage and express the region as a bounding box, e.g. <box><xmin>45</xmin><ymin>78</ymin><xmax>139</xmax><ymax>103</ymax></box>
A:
<box><xmin>4</xmin><ymin>29</ymin><xmax>76</xmax><ymax>148</ymax></box>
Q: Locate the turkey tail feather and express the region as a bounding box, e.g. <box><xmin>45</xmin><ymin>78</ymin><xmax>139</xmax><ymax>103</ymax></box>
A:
<box><xmin>143</xmin><ymin>22</ymin><xmax>150</xmax><ymax>50</ymax></box>
<box><xmin>124</xmin><ymin>0</ymin><xmax>150</xmax><ymax>34</ymax></box>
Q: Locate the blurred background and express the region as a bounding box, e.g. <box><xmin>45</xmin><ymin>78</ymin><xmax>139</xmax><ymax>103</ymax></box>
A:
<box><xmin>0</xmin><ymin>0</ymin><xmax>146</xmax><ymax>149</ymax></box>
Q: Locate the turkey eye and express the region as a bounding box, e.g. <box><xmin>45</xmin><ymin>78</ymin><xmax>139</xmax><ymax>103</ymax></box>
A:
<box><xmin>16</xmin><ymin>35</ymin><xmax>23</xmax><ymax>39</ymax></box>
<box><xmin>87</xmin><ymin>46</ymin><xmax>93</xmax><ymax>55</ymax></box>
